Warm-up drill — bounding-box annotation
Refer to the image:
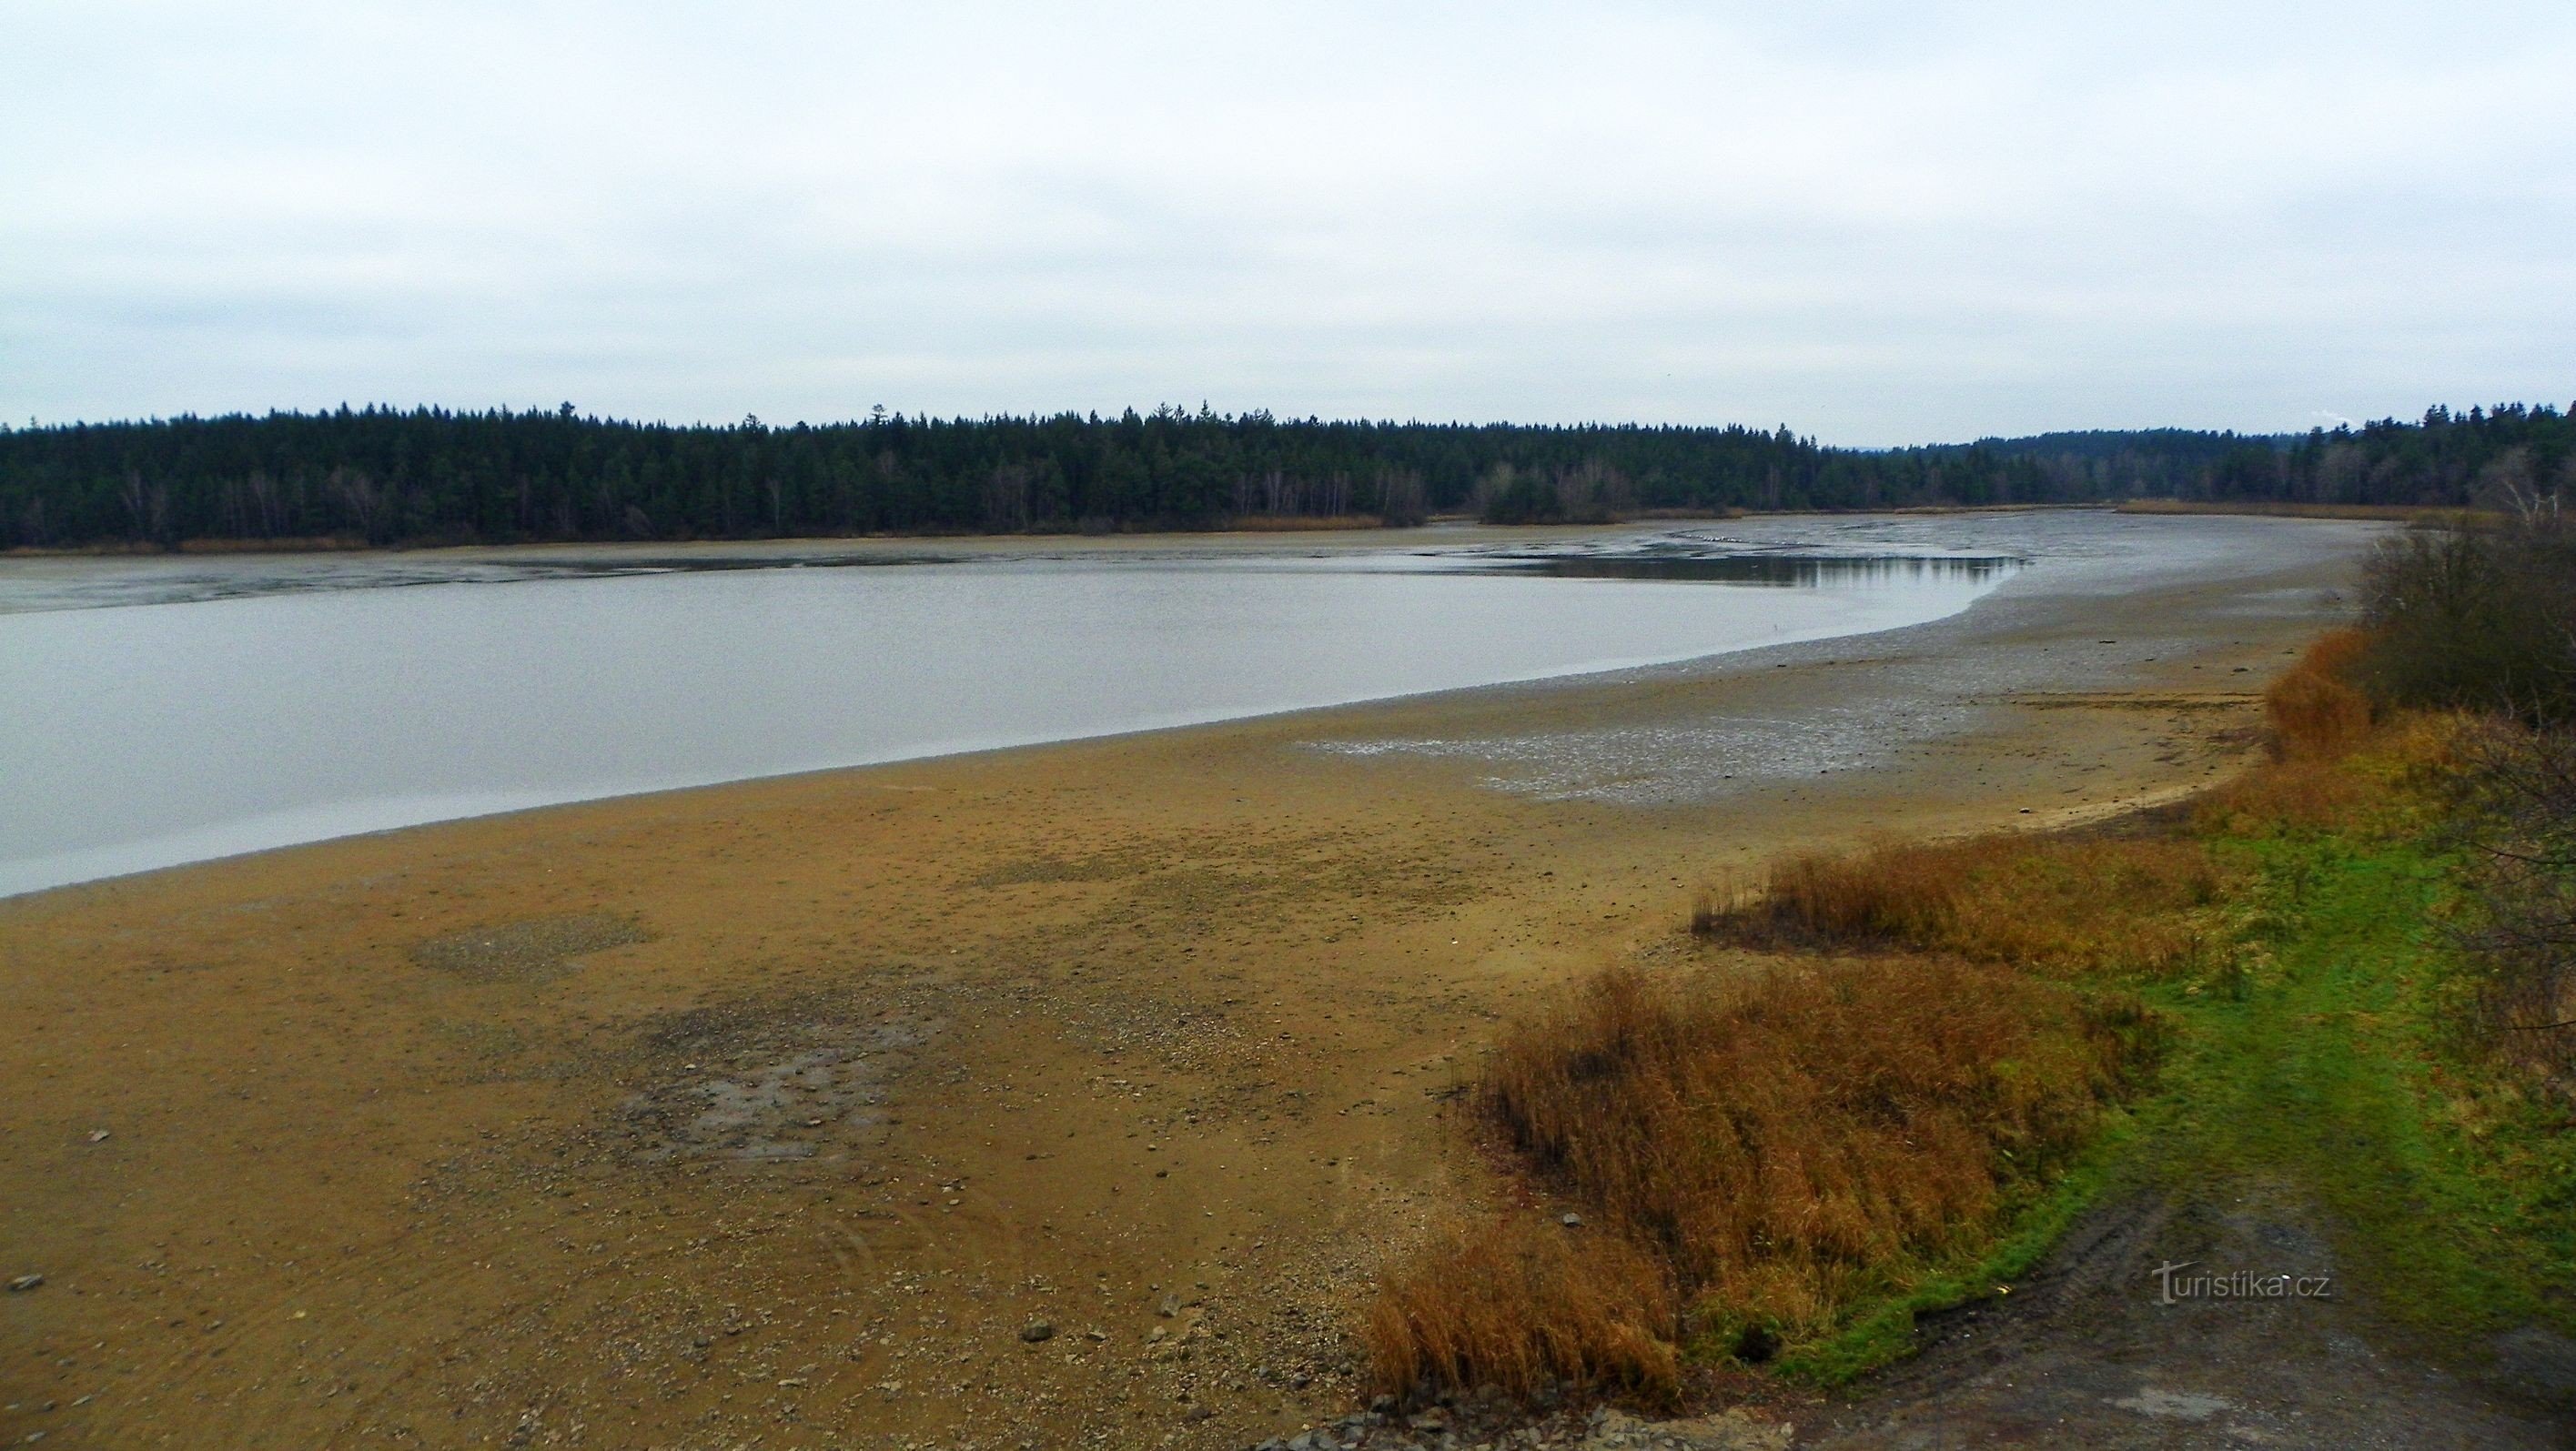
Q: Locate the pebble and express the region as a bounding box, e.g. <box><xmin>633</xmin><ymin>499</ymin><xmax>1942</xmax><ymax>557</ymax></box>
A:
<box><xmin>6</xmin><ymin>1275</ymin><xmax>41</xmax><ymax>1293</ymax></box>
<box><xmin>1019</xmin><ymin>1321</ymin><xmax>1056</xmax><ymax>1344</ymax></box>
<box><xmin>1237</xmin><ymin>1395</ymin><xmax>1793</xmax><ymax>1450</ymax></box>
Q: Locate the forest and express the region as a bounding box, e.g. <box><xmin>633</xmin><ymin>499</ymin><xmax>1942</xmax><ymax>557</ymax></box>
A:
<box><xmin>0</xmin><ymin>400</ymin><xmax>2567</xmax><ymax>549</ymax></box>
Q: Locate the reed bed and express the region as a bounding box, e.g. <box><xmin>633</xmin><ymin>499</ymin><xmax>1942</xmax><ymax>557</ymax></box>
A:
<box><xmin>1364</xmin><ymin>959</ymin><xmax>2157</xmax><ymax>1400</ymax></box>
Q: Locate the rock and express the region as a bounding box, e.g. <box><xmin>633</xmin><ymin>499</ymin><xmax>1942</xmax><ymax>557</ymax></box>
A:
<box><xmin>1585</xmin><ymin>1411</ymin><xmax>1793</xmax><ymax>1451</ymax></box>
<box><xmin>1019</xmin><ymin>1320</ymin><xmax>1056</xmax><ymax>1343</ymax></box>
<box><xmin>1181</xmin><ymin>1402</ymin><xmax>1214</xmax><ymax>1421</ymax></box>
<box><xmin>6</xmin><ymin>1275</ymin><xmax>42</xmax><ymax>1293</ymax></box>
<box><xmin>85</xmin><ymin>1129</ymin><xmax>109</xmax><ymax>1144</ymax></box>
<box><xmin>1561</xmin><ymin>1212</ymin><xmax>1583</xmax><ymax>1228</ymax></box>
<box><xmin>1369</xmin><ymin>1394</ymin><xmax>1399</xmax><ymax>1415</ymax></box>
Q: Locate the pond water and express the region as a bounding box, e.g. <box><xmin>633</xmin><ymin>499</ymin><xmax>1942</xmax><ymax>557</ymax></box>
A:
<box><xmin>0</xmin><ymin>529</ymin><xmax>2020</xmax><ymax>896</ymax></box>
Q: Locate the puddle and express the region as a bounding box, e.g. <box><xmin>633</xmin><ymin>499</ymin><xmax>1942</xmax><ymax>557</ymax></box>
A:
<box><xmin>619</xmin><ymin>1005</ymin><xmax>931</xmax><ymax>1165</ymax></box>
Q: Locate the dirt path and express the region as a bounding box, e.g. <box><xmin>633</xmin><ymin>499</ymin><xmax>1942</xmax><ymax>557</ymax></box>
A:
<box><xmin>0</xmin><ymin>518</ymin><xmax>2404</xmax><ymax>1449</ymax></box>
<box><xmin>1797</xmin><ymin>1188</ymin><xmax>2575</xmax><ymax>1451</ymax></box>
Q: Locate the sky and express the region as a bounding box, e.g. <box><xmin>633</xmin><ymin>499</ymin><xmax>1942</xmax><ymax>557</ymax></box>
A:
<box><xmin>5</xmin><ymin>2</ymin><xmax>2573</xmax><ymax>446</ymax></box>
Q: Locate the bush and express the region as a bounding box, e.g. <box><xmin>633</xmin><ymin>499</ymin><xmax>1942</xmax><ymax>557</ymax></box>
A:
<box><xmin>2442</xmin><ymin>720</ymin><xmax>2576</xmax><ymax>1083</ymax></box>
<box><xmin>2360</xmin><ymin>499</ymin><xmax>2576</xmax><ymax>725</ymax></box>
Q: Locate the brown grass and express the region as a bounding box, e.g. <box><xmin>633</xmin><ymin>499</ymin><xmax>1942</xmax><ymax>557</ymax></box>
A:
<box><xmin>1702</xmin><ymin>833</ymin><xmax>2224</xmax><ymax>976</ymax></box>
<box><xmin>2190</xmin><ymin>759</ymin><xmax>2372</xmax><ymax>833</ymax></box>
<box><xmin>1364</xmin><ymin>1214</ymin><xmax>1682</xmax><ymax>1405</ymax></box>
<box><xmin>2266</xmin><ymin>628</ymin><xmax>2376</xmax><ymax>761</ymax></box>
<box><xmin>1364</xmin><ymin>960</ymin><xmax>2157</xmax><ymax>1399</ymax></box>
<box><xmin>2193</xmin><ymin>634</ymin><xmax>2476</xmax><ymax>835</ymax></box>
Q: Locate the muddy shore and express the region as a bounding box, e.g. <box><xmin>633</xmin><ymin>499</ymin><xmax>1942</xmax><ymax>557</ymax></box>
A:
<box><xmin>2</xmin><ymin>518</ymin><xmax>2380</xmax><ymax>1448</ymax></box>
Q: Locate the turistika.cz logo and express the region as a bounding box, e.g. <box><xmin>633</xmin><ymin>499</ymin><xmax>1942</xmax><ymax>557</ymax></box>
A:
<box><xmin>2150</xmin><ymin>1260</ymin><xmax>2333</xmax><ymax>1305</ymax></box>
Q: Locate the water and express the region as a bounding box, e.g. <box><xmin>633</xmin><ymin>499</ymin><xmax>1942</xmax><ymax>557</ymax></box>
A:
<box><xmin>0</xmin><ymin>529</ymin><xmax>2019</xmax><ymax>896</ymax></box>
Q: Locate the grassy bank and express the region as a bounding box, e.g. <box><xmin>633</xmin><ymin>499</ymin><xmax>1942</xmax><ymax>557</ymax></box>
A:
<box><xmin>1784</xmin><ymin>818</ymin><xmax>2576</xmax><ymax>1385</ymax></box>
<box><xmin>1367</xmin><ymin>640</ymin><xmax>2576</xmax><ymax>1407</ymax></box>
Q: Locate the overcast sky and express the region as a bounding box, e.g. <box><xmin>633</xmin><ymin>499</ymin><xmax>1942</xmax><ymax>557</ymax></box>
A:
<box><xmin>5</xmin><ymin>2</ymin><xmax>2572</xmax><ymax>445</ymax></box>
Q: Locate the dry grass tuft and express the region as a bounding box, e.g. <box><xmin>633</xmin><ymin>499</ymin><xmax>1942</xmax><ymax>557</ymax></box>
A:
<box><xmin>2266</xmin><ymin>628</ymin><xmax>2376</xmax><ymax>761</ymax></box>
<box><xmin>1364</xmin><ymin>1214</ymin><xmax>1681</xmax><ymax>1405</ymax></box>
<box><xmin>1703</xmin><ymin>834</ymin><xmax>2224</xmax><ymax>976</ymax></box>
<box><xmin>2197</xmin><ymin>700</ymin><xmax>2469</xmax><ymax>837</ymax></box>
<box><xmin>1365</xmin><ymin>960</ymin><xmax>2157</xmax><ymax>1399</ymax></box>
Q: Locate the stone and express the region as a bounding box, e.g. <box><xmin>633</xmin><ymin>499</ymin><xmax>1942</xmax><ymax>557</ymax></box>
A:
<box><xmin>1561</xmin><ymin>1212</ymin><xmax>1583</xmax><ymax>1228</ymax></box>
<box><xmin>6</xmin><ymin>1275</ymin><xmax>41</xmax><ymax>1293</ymax></box>
<box><xmin>1018</xmin><ymin>1320</ymin><xmax>1055</xmax><ymax>1343</ymax></box>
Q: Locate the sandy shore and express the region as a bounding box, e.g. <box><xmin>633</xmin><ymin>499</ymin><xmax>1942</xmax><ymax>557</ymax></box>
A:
<box><xmin>0</xmin><ymin>518</ymin><xmax>2378</xmax><ymax>1449</ymax></box>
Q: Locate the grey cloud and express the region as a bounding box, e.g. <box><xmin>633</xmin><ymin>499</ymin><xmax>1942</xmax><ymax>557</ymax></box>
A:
<box><xmin>5</xmin><ymin>1</ymin><xmax>2573</xmax><ymax>443</ymax></box>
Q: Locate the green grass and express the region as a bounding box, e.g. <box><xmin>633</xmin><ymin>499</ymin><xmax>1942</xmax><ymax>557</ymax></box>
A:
<box><xmin>1773</xmin><ymin>827</ymin><xmax>2576</xmax><ymax>1386</ymax></box>
<box><xmin>2146</xmin><ymin>834</ymin><xmax>2576</xmax><ymax>1336</ymax></box>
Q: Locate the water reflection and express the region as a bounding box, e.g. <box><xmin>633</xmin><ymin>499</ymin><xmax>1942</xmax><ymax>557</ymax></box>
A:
<box><xmin>1473</xmin><ymin>554</ymin><xmax>2023</xmax><ymax>587</ymax></box>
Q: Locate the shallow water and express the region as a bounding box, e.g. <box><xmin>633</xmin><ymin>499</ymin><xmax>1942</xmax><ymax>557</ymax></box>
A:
<box><xmin>1</xmin><ymin>526</ymin><xmax>2022</xmax><ymax>895</ymax></box>
<box><xmin>1324</xmin><ymin>512</ymin><xmax>2381</xmax><ymax>805</ymax></box>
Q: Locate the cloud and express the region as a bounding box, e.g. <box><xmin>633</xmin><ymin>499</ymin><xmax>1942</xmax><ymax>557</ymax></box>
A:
<box><xmin>5</xmin><ymin>1</ymin><xmax>2573</xmax><ymax>443</ymax></box>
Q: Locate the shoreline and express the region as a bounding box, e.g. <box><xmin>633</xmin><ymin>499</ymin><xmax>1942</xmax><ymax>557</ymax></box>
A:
<box><xmin>6</xmin><ymin>497</ymin><xmax>2470</xmax><ymax>566</ymax></box>
<box><xmin>0</xmin><ymin>503</ymin><xmax>2103</xmax><ymax>563</ymax></box>
<box><xmin>0</xmin><ymin>516</ymin><xmax>2378</xmax><ymax>1448</ymax></box>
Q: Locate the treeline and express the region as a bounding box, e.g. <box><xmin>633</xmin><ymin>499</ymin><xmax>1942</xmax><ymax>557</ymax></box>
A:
<box><xmin>2194</xmin><ymin>403</ymin><xmax>2576</xmax><ymax>507</ymax></box>
<box><xmin>0</xmin><ymin>405</ymin><xmax>2052</xmax><ymax>548</ymax></box>
<box><xmin>0</xmin><ymin>400</ymin><xmax>2567</xmax><ymax>549</ymax></box>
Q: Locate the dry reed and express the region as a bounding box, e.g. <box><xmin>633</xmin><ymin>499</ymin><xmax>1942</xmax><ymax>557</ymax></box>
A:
<box><xmin>1364</xmin><ymin>1214</ymin><xmax>1681</xmax><ymax>1405</ymax></box>
<box><xmin>2265</xmin><ymin>628</ymin><xmax>2376</xmax><ymax>761</ymax></box>
<box><xmin>1364</xmin><ymin>960</ymin><xmax>2157</xmax><ymax>1399</ymax></box>
<box><xmin>1703</xmin><ymin>834</ymin><xmax>2224</xmax><ymax>976</ymax></box>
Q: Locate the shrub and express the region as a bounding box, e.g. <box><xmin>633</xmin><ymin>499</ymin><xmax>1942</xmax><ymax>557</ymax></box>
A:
<box><xmin>2359</xmin><ymin>499</ymin><xmax>2576</xmax><ymax>726</ymax></box>
<box><xmin>2442</xmin><ymin>720</ymin><xmax>2576</xmax><ymax>1084</ymax></box>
